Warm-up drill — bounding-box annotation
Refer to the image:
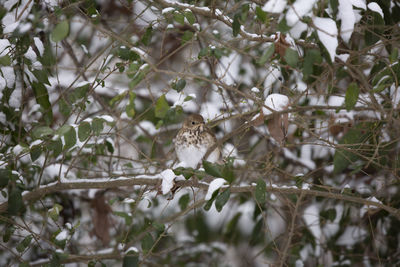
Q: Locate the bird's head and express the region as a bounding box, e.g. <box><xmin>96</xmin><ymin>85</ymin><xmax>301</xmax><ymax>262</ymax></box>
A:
<box><xmin>183</xmin><ymin>114</ymin><xmax>205</xmax><ymax>130</ymax></box>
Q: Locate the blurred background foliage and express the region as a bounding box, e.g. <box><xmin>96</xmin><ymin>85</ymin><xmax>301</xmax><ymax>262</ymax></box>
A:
<box><xmin>0</xmin><ymin>0</ymin><xmax>399</xmax><ymax>266</ymax></box>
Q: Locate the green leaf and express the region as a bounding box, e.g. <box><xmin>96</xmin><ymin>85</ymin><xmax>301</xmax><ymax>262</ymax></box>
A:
<box><xmin>64</xmin><ymin>126</ymin><xmax>76</xmax><ymax>150</ymax></box>
<box><xmin>78</xmin><ymin>121</ymin><xmax>91</xmax><ymax>142</ymax></box>
<box><xmin>203</xmin><ymin>190</ymin><xmax>219</xmax><ymax>211</ymax></box>
<box><xmin>114</xmin><ymin>211</ymin><xmax>132</xmax><ymax>225</ymax></box>
<box><xmin>320</xmin><ymin>208</ymin><xmax>336</xmax><ymax>221</ymax></box>
<box><xmin>51</xmin><ymin>20</ymin><xmax>70</xmax><ymax>42</ymax></box>
<box><xmin>0</xmin><ymin>55</ymin><xmax>11</xmax><ymax>66</ymax></box>
<box><xmin>232</xmin><ymin>14</ymin><xmax>241</xmax><ymax>37</ymax></box>
<box><xmin>117</xmin><ymin>47</ymin><xmax>139</xmax><ymax>61</ymax></box>
<box><xmin>92</xmin><ymin>118</ymin><xmax>104</xmax><ymax>136</ymax></box>
<box><xmin>3</xmin><ymin>225</ymin><xmax>15</xmax><ymax>242</ymax></box>
<box><xmin>257</xmin><ymin>44</ymin><xmax>275</xmax><ymax>65</ymax></box>
<box><xmin>184</xmin><ymin>10</ymin><xmax>196</xmax><ymax>25</ymax></box>
<box><xmin>203</xmin><ymin>161</ymin><xmax>222</xmax><ymax>177</ymax></box>
<box><xmin>174</xmin><ymin>12</ymin><xmax>185</xmax><ymax>25</ymax></box>
<box><xmin>68</xmin><ymin>84</ymin><xmax>90</xmax><ymax>104</ymax></box>
<box><xmin>154</xmin><ymin>94</ymin><xmax>170</xmax><ymax>119</ymax></box>
<box><xmin>32</xmin><ymin>82</ymin><xmax>53</xmax><ymax>125</ymax></box>
<box><xmin>123</xmin><ymin>252</ymin><xmax>139</xmax><ymax>267</ymax></box>
<box><xmin>152</xmin><ymin>221</ymin><xmax>165</xmax><ymax>232</ymax></box>
<box><xmin>49</xmin><ymin>139</ymin><xmax>62</xmax><ymax>157</ymax></box>
<box><xmin>172</xmin><ymin>79</ymin><xmax>186</xmax><ymax>92</ymax></box>
<box><xmin>58</xmin><ymin>98</ymin><xmax>71</xmax><ymax>117</ymax></box>
<box><xmin>16</xmin><ymin>235</ymin><xmax>32</xmax><ymax>253</ymax></box>
<box><xmin>32</xmin><ymin>69</ymin><xmax>50</xmax><ymax>85</ymax></box>
<box><xmin>215</xmin><ymin>189</ymin><xmax>230</xmax><ymax>212</ymax></box>
<box><xmin>141</xmin><ymin>26</ymin><xmax>153</xmax><ymax>46</ymax></box>
<box><xmin>8</xmin><ymin>187</ymin><xmax>24</xmax><ymax>215</ymax></box>
<box><xmin>255</xmin><ymin>6</ymin><xmax>267</xmax><ymax>23</ymax></box>
<box><xmin>284</xmin><ymin>48</ymin><xmax>299</xmax><ymax>67</ymax></box>
<box><xmin>389</xmin><ymin>48</ymin><xmax>398</xmax><ymax>64</ymax></box>
<box><xmin>56</xmin><ymin>124</ymin><xmax>71</xmax><ymax>136</ymax></box>
<box><xmin>126</xmin><ymin>91</ymin><xmax>136</xmax><ymax>118</ymax></box>
<box><xmin>73</xmin><ymin>84</ymin><xmax>90</xmax><ymax>101</ymax></box>
<box><xmin>141</xmin><ymin>233</ymin><xmax>154</xmax><ymax>253</ymax></box>
<box><xmin>178</xmin><ymin>193</ymin><xmax>190</xmax><ymax>210</ymax></box>
<box><xmin>181</xmin><ymin>31</ymin><xmax>194</xmax><ymax>44</ymax></box>
<box><xmin>110</xmin><ymin>92</ymin><xmax>126</xmax><ymax>107</ymax></box>
<box><xmin>303</xmin><ymin>49</ymin><xmax>322</xmax><ymax>80</ymax></box>
<box><xmin>173</xmin><ymin>167</ymin><xmax>194</xmax><ymax>179</ymax></box>
<box><xmin>32</xmin><ymin>126</ymin><xmax>53</xmax><ymax>139</ymax></box>
<box><xmin>277</xmin><ymin>18</ymin><xmax>290</xmax><ymax>33</ymax></box>
<box><xmin>48</xmin><ymin>204</ymin><xmax>63</xmax><ymax>221</ymax></box>
<box><xmin>333</xmin><ymin>122</ymin><xmax>375</xmax><ymax>174</ymax></box>
<box><xmin>344</xmin><ymin>83</ymin><xmax>360</xmax><ymax>111</ymax></box>
<box><xmin>129</xmin><ymin>71</ymin><xmax>145</xmax><ymax>89</ymax></box>
<box><xmin>255</xmin><ymin>178</ymin><xmax>266</xmax><ymax>204</ymax></box>
<box><xmin>30</xmin><ymin>145</ymin><xmax>42</xmax><ymax>162</ymax></box>
<box><xmin>0</xmin><ymin>169</ymin><xmax>11</xmax><ymax>188</ymax></box>
<box><xmin>241</xmin><ymin>4</ymin><xmax>250</xmax><ymax>22</ymax></box>
<box><xmin>221</xmin><ymin>161</ymin><xmax>235</xmax><ymax>183</ymax></box>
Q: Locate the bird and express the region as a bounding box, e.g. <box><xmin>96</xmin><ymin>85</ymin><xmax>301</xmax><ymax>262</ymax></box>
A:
<box><xmin>174</xmin><ymin>114</ymin><xmax>220</xmax><ymax>168</ymax></box>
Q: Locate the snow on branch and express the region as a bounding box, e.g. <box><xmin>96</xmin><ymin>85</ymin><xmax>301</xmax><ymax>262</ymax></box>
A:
<box><xmin>0</xmin><ymin>176</ymin><xmax>398</xmax><ymax>219</ymax></box>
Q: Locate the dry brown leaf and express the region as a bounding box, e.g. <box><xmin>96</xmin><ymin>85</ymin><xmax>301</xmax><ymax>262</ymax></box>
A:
<box><xmin>274</xmin><ymin>33</ymin><xmax>290</xmax><ymax>58</ymax></box>
<box><xmin>267</xmin><ymin>113</ymin><xmax>288</xmax><ymax>145</ymax></box>
<box><xmin>250</xmin><ymin>111</ymin><xmax>264</xmax><ymax>127</ymax></box>
<box><xmin>90</xmin><ymin>193</ymin><xmax>112</xmax><ymax>246</ymax></box>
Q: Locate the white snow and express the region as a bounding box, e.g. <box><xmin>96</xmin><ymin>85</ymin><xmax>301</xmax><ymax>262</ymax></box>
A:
<box><xmin>336</xmin><ymin>226</ymin><xmax>367</xmax><ymax>246</ymax></box>
<box><xmin>0</xmin><ymin>76</ymin><xmax>6</xmax><ymax>94</ymax></box>
<box><xmin>160</xmin><ymin>169</ymin><xmax>176</xmax><ymax>195</ymax></box>
<box><xmin>24</xmin><ymin>46</ymin><xmax>37</xmax><ymax>62</ymax></box>
<box><xmin>251</xmin><ymin>87</ymin><xmax>260</xmax><ymax>93</ymax></box>
<box><xmin>2</xmin><ymin>0</ymin><xmax>34</xmax><ymax>34</ymax></box>
<box><xmin>338</xmin><ymin>0</ymin><xmax>356</xmax><ymax>43</ymax></box>
<box><xmin>263</xmin><ymin>0</ymin><xmax>287</xmax><ymax>13</ymax></box>
<box><xmin>313</xmin><ymin>17</ymin><xmax>338</xmax><ymax>62</ymax></box>
<box><xmin>33</xmin><ymin>37</ymin><xmax>44</xmax><ymax>56</ymax></box>
<box><xmin>162</xmin><ymin>7</ymin><xmax>175</xmax><ymax>14</ymax></box>
<box><xmin>367</xmin><ymin>2</ymin><xmax>384</xmax><ymax>18</ymax></box>
<box><xmin>100</xmin><ymin>115</ymin><xmax>114</xmax><ymax>122</ymax></box>
<box><xmin>286</xmin><ymin>0</ymin><xmax>317</xmax><ymax>27</ymax></box>
<box><xmin>126</xmin><ymin>246</ymin><xmax>139</xmax><ymax>253</ymax></box>
<box><xmin>263</xmin><ymin>93</ymin><xmax>289</xmax><ymax>115</ymax></box>
<box><xmin>205</xmin><ymin>178</ymin><xmax>226</xmax><ymax>200</ymax></box>
<box><xmin>0</xmin><ymin>112</ymin><xmax>6</xmax><ymax>124</ymax></box>
<box><xmin>303</xmin><ymin>204</ymin><xmax>321</xmax><ymax>256</ymax></box>
<box><xmin>0</xmin><ymin>39</ymin><xmax>11</xmax><ymax>56</ymax></box>
<box><xmin>55</xmin><ymin>229</ymin><xmax>68</xmax><ymax>240</ymax></box>
<box><xmin>9</xmin><ymin>85</ymin><xmax>21</xmax><ymax>108</ymax></box>
<box><xmin>1</xmin><ymin>66</ymin><xmax>15</xmax><ymax>88</ymax></box>
<box><xmin>351</xmin><ymin>0</ymin><xmax>366</xmax><ymax>10</ymax></box>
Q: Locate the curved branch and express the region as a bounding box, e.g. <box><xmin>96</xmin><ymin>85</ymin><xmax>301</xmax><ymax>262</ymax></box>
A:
<box><xmin>0</xmin><ymin>177</ymin><xmax>399</xmax><ymax>219</ymax></box>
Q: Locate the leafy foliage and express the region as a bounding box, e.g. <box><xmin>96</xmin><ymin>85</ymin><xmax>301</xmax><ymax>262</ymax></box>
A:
<box><xmin>0</xmin><ymin>0</ymin><xmax>399</xmax><ymax>266</ymax></box>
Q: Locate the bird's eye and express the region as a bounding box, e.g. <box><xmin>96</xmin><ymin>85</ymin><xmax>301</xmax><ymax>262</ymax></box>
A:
<box><xmin>191</xmin><ymin>121</ymin><xmax>196</xmax><ymax>125</ymax></box>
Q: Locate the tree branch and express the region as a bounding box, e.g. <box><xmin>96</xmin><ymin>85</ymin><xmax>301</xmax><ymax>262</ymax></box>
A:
<box><xmin>0</xmin><ymin>177</ymin><xmax>399</xmax><ymax>219</ymax></box>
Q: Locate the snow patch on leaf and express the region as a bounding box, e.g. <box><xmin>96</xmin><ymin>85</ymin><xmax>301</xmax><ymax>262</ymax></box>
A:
<box><xmin>263</xmin><ymin>93</ymin><xmax>289</xmax><ymax>115</ymax></box>
<box><xmin>205</xmin><ymin>178</ymin><xmax>226</xmax><ymax>200</ymax></box>
<box><xmin>286</xmin><ymin>0</ymin><xmax>317</xmax><ymax>27</ymax></box>
<box><xmin>367</xmin><ymin>2</ymin><xmax>384</xmax><ymax>18</ymax></box>
<box><xmin>313</xmin><ymin>17</ymin><xmax>338</xmax><ymax>62</ymax></box>
<box><xmin>338</xmin><ymin>0</ymin><xmax>356</xmax><ymax>43</ymax></box>
<box><xmin>160</xmin><ymin>169</ymin><xmax>176</xmax><ymax>195</ymax></box>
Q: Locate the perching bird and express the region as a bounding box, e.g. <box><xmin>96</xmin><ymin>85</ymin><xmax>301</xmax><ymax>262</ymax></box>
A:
<box><xmin>174</xmin><ymin>114</ymin><xmax>220</xmax><ymax>168</ymax></box>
